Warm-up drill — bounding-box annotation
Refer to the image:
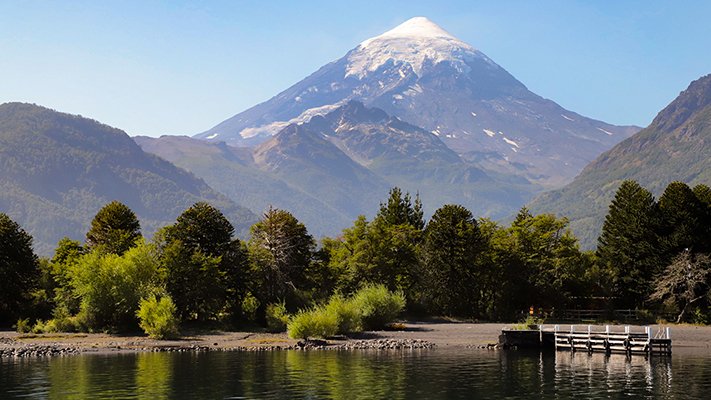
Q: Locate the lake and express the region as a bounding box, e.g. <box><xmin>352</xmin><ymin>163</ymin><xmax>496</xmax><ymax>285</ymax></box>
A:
<box><xmin>2</xmin><ymin>347</ymin><xmax>710</xmax><ymax>399</ymax></box>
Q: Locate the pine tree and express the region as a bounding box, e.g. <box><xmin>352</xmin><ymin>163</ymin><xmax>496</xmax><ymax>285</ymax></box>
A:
<box><xmin>422</xmin><ymin>204</ymin><xmax>483</xmax><ymax>317</ymax></box>
<box><xmin>596</xmin><ymin>180</ymin><xmax>659</xmax><ymax>308</ymax></box>
<box><xmin>86</xmin><ymin>200</ymin><xmax>141</xmax><ymax>255</ymax></box>
<box><xmin>0</xmin><ymin>213</ymin><xmax>39</xmax><ymax>322</ymax></box>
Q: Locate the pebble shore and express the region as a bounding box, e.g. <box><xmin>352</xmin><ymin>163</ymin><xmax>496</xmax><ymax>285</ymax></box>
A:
<box><xmin>0</xmin><ymin>338</ymin><xmax>436</xmax><ymax>358</ymax></box>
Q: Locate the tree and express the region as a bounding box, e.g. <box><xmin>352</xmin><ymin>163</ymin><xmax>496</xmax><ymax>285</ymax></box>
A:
<box><xmin>375</xmin><ymin>187</ymin><xmax>424</xmax><ymax>230</ymax></box>
<box><xmin>657</xmin><ymin>181</ymin><xmax>706</xmax><ymax>263</ymax></box>
<box><xmin>68</xmin><ymin>239</ymin><xmax>163</xmax><ymax>330</ymax></box>
<box><xmin>596</xmin><ymin>180</ymin><xmax>660</xmax><ymax>308</ymax></box>
<box><xmin>505</xmin><ymin>210</ymin><xmax>587</xmax><ymax>310</ymax></box>
<box><xmin>248</xmin><ymin>207</ymin><xmax>315</xmax><ymax>304</ymax></box>
<box><xmin>86</xmin><ymin>200</ymin><xmax>141</xmax><ymax>255</ymax></box>
<box><xmin>0</xmin><ymin>213</ymin><xmax>39</xmax><ymax>322</ymax></box>
<box><xmin>164</xmin><ymin>202</ymin><xmax>234</xmax><ymax>257</ymax></box>
<box><xmin>649</xmin><ymin>251</ymin><xmax>711</xmax><ymax>323</ymax></box>
<box><xmin>421</xmin><ymin>204</ymin><xmax>484</xmax><ymax>317</ymax></box>
<box><xmin>162</xmin><ymin>202</ymin><xmax>246</xmax><ymax>321</ymax></box>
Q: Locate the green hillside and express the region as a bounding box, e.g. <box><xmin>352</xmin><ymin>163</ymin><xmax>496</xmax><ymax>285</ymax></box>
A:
<box><xmin>0</xmin><ymin>103</ymin><xmax>257</xmax><ymax>255</ymax></box>
<box><xmin>527</xmin><ymin>74</ymin><xmax>711</xmax><ymax>249</ymax></box>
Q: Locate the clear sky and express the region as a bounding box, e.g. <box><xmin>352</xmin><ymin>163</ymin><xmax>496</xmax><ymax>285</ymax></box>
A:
<box><xmin>2</xmin><ymin>1</ymin><xmax>710</xmax><ymax>137</ymax></box>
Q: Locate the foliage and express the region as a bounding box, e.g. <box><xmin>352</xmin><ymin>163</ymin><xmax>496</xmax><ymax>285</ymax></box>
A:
<box><xmin>511</xmin><ymin>315</ymin><xmax>545</xmax><ymax>330</ymax></box>
<box><xmin>0</xmin><ymin>213</ymin><xmax>39</xmax><ymax>322</ymax></box>
<box><xmin>86</xmin><ymin>200</ymin><xmax>141</xmax><ymax>255</ymax></box>
<box><xmin>596</xmin><ymin>180</ymin><xmax>660</xmax><ymax>308</ymax></box>
<box><xmin>287</xmin><ymin>306</ymin><xmax>339</xmax><ymax>340</ymax></box>
<box><xmin>136</xmin><ymin>293</ymin><xmax>179</xmax><ymax>339</ymax></box>
<box><xmin>324</xmin><ymin>294</ymin><xmax>362</xmax><ymax>334</ymax></box>
<box><xmin>248</xmin><ymin>207</ymin><xmax>315</xmax><ymax>306</ymax></box>
<box><xmin>161</xmin><ymin>203</ymin><xmax>248</xmax><ymax>321</ymax></box>
<box><xmin>67</xmin><ymin>239</ymin><xmax>163</xmax><ymax>330</ymax></box>
<box><xmin>375</xmin><ymin>187</ymin><xmax>425</xmax><ymax>230</ymax></box>
<box><xmin>649</xmin><ymin>251</ymin><xmax>711</xmax><ymax>323</ymax></box>
<box><xmin>421</xmin><ymin>204</ymin><xmax>483</xmax><ymax>317</ymax></box>
<box><xmin>352</xmin><ymin>284</ymin><xmax>406</xmax><ymax>330</ymax></box>
<box><xmin>14</xmin><ymin>318</ymin><xmax>32</xmax><ymax>333</ymax></box>
<box><xmin>161</xmin><ymin>240</ymin><xmax>224</xmax><ymax>321</ymax></box>
<box><xmin>241</xmin><ymin>293</ymin><xmax>260</xmax><ymax>322</ymax></box>
<box><xmin>265</xmin><ymin>301</ymin><xmax>290</xmax><ymax>333</ymax></box>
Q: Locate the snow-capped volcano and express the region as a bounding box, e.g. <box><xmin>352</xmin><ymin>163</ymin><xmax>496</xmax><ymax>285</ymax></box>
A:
<box><xmin>346</xmin><ymin>17</ymin><xmax>495</xmax><ymax>78</ymax></box>
<box><xmin>195</xmin><ymin>17</ymin><xmax>639</xmax><ymax>187</ymax></box>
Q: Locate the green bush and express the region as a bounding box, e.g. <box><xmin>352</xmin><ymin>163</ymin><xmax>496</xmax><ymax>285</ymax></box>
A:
<box><xmin>14</xmin><ymin>318</ymin><xmax>32</xmax><ymax>333</ymax></box>
<box><xmin>352</xmin><ymin>284</ymin><xmax>405</xmax><ymax>330</ymax></box>
<box><xmin>241</xmin><ymin>292</ymin><xmax>260</xmax><ymax>322</ymax></box>
<box><xmin>136</xmin><ymin>294</ymin><xmax>179</xmax><ymax>340</ymax></box>
<box><xmin>266</xmin><ymin>301</ymin><xmax>290</xmax><ymax>333</ymax></box>
<box><xmin>325</xmin><ymin>294</ymin><xmax>362</xmax><ymax>334</ymax></box>
<box><xmin>32</xmin><ymin>320</ymin><xmax>46</xmax><ymax>334</ymax></box>
<box><xmin>287</xmin><ymin>306</ymin><xmax>339</xmax><ymax>340</ymax></box>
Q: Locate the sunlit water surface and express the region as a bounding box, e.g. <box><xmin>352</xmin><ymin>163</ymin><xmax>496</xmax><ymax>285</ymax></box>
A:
<box><xmin>2</xmin><ymin>347</ymin><xmax>711</xmax><ymax>399</ymax></box>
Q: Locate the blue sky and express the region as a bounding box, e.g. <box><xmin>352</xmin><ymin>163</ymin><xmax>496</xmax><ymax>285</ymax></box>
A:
<box><xmin>2</xmin><ymin>1</ymin><xmax>710</xmax><ymax>137</ymax></box>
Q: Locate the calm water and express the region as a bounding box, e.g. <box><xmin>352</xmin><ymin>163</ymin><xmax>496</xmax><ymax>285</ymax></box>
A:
<box><xmin>2</xmin><ymin>347</ymin><xmax>711</xmax><ymax>399</ymax></box>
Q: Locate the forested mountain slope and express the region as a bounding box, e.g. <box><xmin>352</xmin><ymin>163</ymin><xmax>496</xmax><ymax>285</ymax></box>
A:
<box><xmin>527</xmin><ymin>74</ymin><xmax>711</xmax><ymax>249</ymax></box>
<box><xmin>0</xmin><ymin>103</ymin><xmax>257</xmax><ymax>255</ymax></box>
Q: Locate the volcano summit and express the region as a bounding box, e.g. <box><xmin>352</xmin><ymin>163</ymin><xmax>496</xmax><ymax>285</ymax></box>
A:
<box><xmin>195</xmin><ymin>17</ymin><xmax>639</xmax><ymax>187</ymax></box>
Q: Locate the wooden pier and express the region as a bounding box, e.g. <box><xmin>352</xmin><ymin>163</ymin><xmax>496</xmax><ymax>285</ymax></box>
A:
<box><xmin>547</xmin><ymin>325</ymin><xmax>671</xmax><ymax>355</ymax></box>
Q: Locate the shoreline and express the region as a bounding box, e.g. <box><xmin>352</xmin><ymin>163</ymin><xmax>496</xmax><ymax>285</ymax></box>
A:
<box><xmin>3</xmin><ymin>321</ymin><xmax>711</xmax><ymax>357</ymax></box>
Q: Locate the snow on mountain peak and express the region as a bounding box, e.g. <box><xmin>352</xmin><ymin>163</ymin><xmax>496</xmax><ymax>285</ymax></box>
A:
<box><xmin>346</xmin><ymin>17</ymin><xmax>494</xmax><ymax>79</ymax></box>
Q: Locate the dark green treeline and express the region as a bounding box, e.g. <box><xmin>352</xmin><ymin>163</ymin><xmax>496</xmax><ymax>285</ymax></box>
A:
<box><xmin>4</xmin><ymin>182</ymin><xmax>711</xmax><ymax>330</ymax></box>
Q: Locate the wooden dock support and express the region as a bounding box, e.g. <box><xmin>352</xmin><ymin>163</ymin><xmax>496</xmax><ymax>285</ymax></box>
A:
<box><xmin>552</xmin><ymin>325</ymin><xmax>671</xmax><ymax>356</ymax></box>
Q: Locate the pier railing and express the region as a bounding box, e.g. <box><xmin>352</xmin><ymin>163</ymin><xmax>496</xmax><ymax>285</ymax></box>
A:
<box><xmin>542</xmin><ymin>325</ymin><xmax>671</xmax><ymax>355</ymax></box>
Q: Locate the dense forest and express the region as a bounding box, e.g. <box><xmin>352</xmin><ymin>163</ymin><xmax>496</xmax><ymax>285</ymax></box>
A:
<box><xmin>3</xmin><ymin>181</ymin><xmax>711</xmax><ymax>338</ymax></box>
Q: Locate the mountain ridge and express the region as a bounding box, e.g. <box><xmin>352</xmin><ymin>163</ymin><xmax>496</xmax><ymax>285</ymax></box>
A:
<box><xmin>526</xmin><ymin>74</ymin><xmax>711</xmax><ymax>250</ymax></box>
<box><xmin>0</xmin><ymin>102</ymin><xmax>258</xmax><ymax>255</ymax></box>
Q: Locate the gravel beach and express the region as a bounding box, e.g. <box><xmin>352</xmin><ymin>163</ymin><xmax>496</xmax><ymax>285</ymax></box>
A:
<box><xmin>2</xmin><ymin>321</ymin><xmax>711</xmax><ymax>357</ymax></box>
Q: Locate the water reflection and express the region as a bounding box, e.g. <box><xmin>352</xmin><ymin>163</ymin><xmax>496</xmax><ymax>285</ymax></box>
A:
<box><xmin>552</xmin><ymin>351</ymin><xmax>673</xmax><ymax>397</ymax></box>
<box><xmin>2</xmin><ymin>348</ymin><xmax>711</xmax><ymax>399</ymax></box>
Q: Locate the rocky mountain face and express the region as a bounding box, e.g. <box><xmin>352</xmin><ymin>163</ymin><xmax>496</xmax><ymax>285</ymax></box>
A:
<box><xmin>0</xmin><ymin>103</ymin><xmax>257</xmax><ymax>255</ymax></box>
<box><xmin>139</xmin><ymin>101</ymin><xmax>540</xmax><ymax>237</ymax></box>
<box><xmin>527</xmin><ymin>74</ymin><xmax>711</xmax><ymax>249</ymax></box>
<box><xmin>195</xmin><ymin>17</ymin><xmax>639</xmax><ymax>187</ymax></box>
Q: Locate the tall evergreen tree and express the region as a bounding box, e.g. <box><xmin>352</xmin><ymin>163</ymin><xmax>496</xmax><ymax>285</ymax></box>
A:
<box><xmin>422</xmin><ymin>204</ymin><xmax>484</xmax><ymax>317</ymax></box>
<box><xmin>0</xmin><ymin>213</ymin><xmax>39</xmax><ymax>322</ymax></box>
<box><xmin>86</xmin><ymin>200</ymin><xmax>141</xmax><ymax>255</ymax></box>
<box><xmin>657</xmin><ymin>181</ymin><xmax>707</xmax><ymax>260</ymax></box>
<box><xmin>162</xmin><ymin>202</ymin><xmax>246</xmax><ymax>320</ymax></box>
<box><xmin>596</xmin><ymin>180</ymin><xmax>659</xmax><ymax>308</ymax></box>
<box><xmin>375</xmin><ymin>187</ymin><xmax>424</xmax><ymax>230</ymax></box>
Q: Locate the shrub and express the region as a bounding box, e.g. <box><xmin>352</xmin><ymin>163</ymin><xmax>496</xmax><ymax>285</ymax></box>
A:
<box><xmin>136</xmin><ymin>294</ymin><xmax>179</xmax><ymax>339</ymax></box>
<box><xmin>14</xmin><ymin>318</ymin><xmax>32</xmax><ymax>333</ymax></box>
<box><xmin>352</xmin><ymin>284</ymin><xmax>405</xmax><ymax>330</ymax></box>
<box><xmin>266</xmin><ymin>301</ymin><xmax>290</xmax><ymax>333</ymax></box>
<box><xmin>288</xmin><ymin>306</ymin><xmax>338</xmax><ymax>340</ymax></box>
<box><xmin>241</xmin><ymin>293</ymin><xmax>260</xmax><ymax>322</ymax></box>
<box><xmin>32</xmin><ymin>320</ymin><xmax>46</xmax><ymax>334</ymax></box>
<box><xmin>325</xmin><ymin>294</ymin><xmax>362</xmax><ymax>334</ymax></box>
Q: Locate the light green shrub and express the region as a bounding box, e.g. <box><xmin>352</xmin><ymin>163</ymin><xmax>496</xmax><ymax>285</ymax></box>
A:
<box><xmin>136</xmin><ymin>294</ymin><xmax>179</xmax><ymax>339</ymax></box>
<box><xmin>241</xmin><ymin>292</ymin><xmax>260</xmax><ymax>322</ymax></box>
<box><xmin>325</xmin><ymin>294</ymin><xmax>362</xmax><ymax>334</ymax></box>
<box><xmin>352</xmin><ymin>284</ymin><xmax>405</xmax><ymax>330</ymax></box>
<box><xmin>266</xmin><ymin>301</ymin><xmax>290</xmax><ymax>333</ymax></box>
<box><xmin>14</xmin><ymin>318</ymin><xmax>32</xmax><ymax>333</ymax></box>
<box><xmin>32</xmin><ymin>320</ymin><xmax>46</xmax><ymax>334</ymax></box>
<box><xmin>287</xmin><ymin>306</ymin><xmax>339</xmax><ymax>340</ymax></box>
